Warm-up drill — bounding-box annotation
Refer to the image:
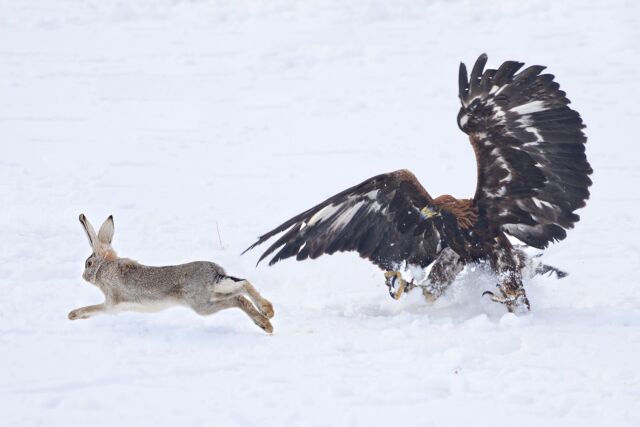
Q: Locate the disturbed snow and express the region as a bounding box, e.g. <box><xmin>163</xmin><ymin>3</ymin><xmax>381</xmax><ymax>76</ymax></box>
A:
<box><xmin>1</xmin><ymin>1</ymin><xmax>639</xmax><ymax>426</ymax></box>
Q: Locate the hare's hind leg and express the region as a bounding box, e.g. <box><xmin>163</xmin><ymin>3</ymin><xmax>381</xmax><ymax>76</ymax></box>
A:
<box><xmin>239</xmin><ymin>280</ymin><xmax>274</xmax><ymax>319</ymax></box>
<box><xmin>216</xmin><ymin>276</ymin><xmax>274</xmax><ymax>319</ymax></box>
<box><xmin>232</xmin><ymin>295</ymin><xmax>273</xmax><ymax>333</ymax></box>
<box><xmin>192</xmin><ymin>296</ymin><xmax>273</xmax><ymax>333</ymax></box>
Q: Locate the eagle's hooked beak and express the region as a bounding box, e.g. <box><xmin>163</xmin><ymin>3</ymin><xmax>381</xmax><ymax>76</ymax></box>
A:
<box><xmin>420</xmin><ymin>206</ymin><xmax>438</xmax><ymax>219</ymax></box>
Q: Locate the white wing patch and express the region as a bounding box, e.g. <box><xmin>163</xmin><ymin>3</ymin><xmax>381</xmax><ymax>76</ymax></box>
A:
<box><xmin>531</xmin><ymin>197</ymin><xmax>556</xmax><ymax>210</ymax></box>
<box><xmin>484</xmin><ymin>146</ymin><xmax>513</xmax><ymax>197</ymax></box>
<box><xmin>503</xmin><ymin>223</ymin><xmax>545</xmax><ymax>236</ymax></box>
<box><xmin>511</xmin><ymin>100</ymin><xmax>549</xmax><ymax>115</ymax></box>
<box><xmin>525</xmin><ymin>126</ymin><xmax>544</xmax><ymax>143</ymax></box>
<box><xmin>307</xmin><ymin>191</ymin><xmax>380</xmax><ymax>232</ymax></box>
<box><xmin>329</xmin><ymin>200</ymin><xmax>366</xmax><ymax>231</ymax></box>
<box><xmin>307</xmin><ymin>204</ymin><xmax>341</xmax><ymax>226</ymax></box>
<box><xmin>492</xmin><ymin>106</ymin><xmax>506</xmax><ymax>120</ymax></box>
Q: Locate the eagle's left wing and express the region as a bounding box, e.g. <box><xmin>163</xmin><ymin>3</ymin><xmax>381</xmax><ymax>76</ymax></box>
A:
<box><xmin>458</xmin><ymin>54</ymin><xmax>592</xmax><ymax>248</ymax></box>
<box><xmin>244</xmin><ymin>170</ymin><xmax>457</xmax><ymax>271</ymax></box>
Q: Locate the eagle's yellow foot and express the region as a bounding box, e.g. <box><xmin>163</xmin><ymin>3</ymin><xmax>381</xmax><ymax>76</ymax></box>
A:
<box><xmin>384</xmin><ymin>271</ymin><xmax>415</xmax><ymax>300</ymax></box>
<box><xmin>482</xmin><ymin>286</ymin><xmax>530</xmax><ymax>313</ymax></box>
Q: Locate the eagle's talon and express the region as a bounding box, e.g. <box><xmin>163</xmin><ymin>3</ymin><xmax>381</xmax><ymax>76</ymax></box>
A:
<box><xmin>482</xmin><ymin>287</ymin><xmax>530</xmax><ymax>312</ymax></box>
<box><xmin>482</xmin><ymin>290</ymin><xmax>496</xmax><ymax>298</ymax></box>
<box><xmin>384</xmin><ymin>271</ymin><xmax>407</xmax><ymax>300</ymax></box>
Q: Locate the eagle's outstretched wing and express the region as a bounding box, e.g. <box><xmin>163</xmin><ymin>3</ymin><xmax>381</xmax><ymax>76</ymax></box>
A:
<box><xmin>458</xmin><ymin>54</ymin><xmax>592</xmax><ymax>248</ymax></box>
<box><xmin>243</xmin><ymin>170</ymin><xmax>455</xmax><ymax>270</ymax></box>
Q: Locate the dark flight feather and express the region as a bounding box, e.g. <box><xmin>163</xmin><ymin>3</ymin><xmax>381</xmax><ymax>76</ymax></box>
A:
<box><xmin>243</xmin><ymin>170</ymin><xmax>452</xmax><ymax>270</ymax></box>
<box><xmin>458</xmin><ymin>54</ymin><xmax>592</xmax><ymax>248</ymax></box>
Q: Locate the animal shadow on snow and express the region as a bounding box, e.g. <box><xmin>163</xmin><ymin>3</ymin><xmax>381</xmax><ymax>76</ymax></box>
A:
<box><xmin>86</xmin><ymin>309</ymin><xmax>272</xmax><ymax>342</ymax></box>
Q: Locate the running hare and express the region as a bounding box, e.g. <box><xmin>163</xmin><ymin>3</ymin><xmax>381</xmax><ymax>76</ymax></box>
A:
<box><xmin>69</xmin><ymin>214</ymin><xmax>274</xmax><ymax>333</ymax></box>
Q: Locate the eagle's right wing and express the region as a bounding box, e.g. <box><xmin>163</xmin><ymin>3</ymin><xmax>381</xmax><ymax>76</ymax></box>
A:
<box><xmin>458</xmin><ymin>54</ymin><xmax>592</xmax><ymax>248</ymax></box>
<box><xmin>244</xmin><ymin>170</ymin><xmax>456</xmax><ymax>271</ymax></box>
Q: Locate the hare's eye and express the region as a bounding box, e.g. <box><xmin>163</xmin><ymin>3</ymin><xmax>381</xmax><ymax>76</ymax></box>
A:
<box><xmin>86</xmin><ymin>260</ymin><xmax>92</xmax><ymax>268</ymax></box>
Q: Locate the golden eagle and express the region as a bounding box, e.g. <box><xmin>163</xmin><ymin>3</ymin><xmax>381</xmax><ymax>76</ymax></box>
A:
<box><xmin>244</xmin><ymin>54</ymin><xmax>592</xmax><ymax>312</ymax></box>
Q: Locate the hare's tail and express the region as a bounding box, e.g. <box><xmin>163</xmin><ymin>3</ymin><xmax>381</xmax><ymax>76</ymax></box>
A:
<box><xmin>213</xmin><ymin>274</ymin><xmax>247</xmax><ymax>294</ymax></box>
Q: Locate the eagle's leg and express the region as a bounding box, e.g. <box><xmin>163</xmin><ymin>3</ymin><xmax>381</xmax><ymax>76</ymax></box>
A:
<box><xmin>484</xmin><ymin>236</ymin><xmax>531</xmax><ymax>312</ymax></box>
<box><xmin>421</xmin><ymin>248</ymin><xmax>466</xmax><ymax>302</ymax></box>
<box><xmin>384</xmin><ymin>271</ymin><xmax>414</xmax><ymax>300</ymax></box>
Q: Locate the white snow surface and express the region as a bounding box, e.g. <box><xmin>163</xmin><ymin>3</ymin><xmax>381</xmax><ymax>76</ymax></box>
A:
<box><xmin>1</xmin><ymin>1</ymin><xmax>639</xmax><ymax>426</ymax></box>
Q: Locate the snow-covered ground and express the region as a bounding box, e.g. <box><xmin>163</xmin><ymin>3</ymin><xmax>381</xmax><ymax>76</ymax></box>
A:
<box><xmin>1</xmin><ymin>1</ymin><xmax>639</xmax><ymax>425</ymax></box>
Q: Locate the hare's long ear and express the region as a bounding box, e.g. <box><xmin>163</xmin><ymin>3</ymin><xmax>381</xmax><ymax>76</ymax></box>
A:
<box><xmin>79</xmin><ymin>214</ymin><xmax>98</xmax><ymax>251</ymax></box>
<box><xmin>98</xmin><ymin>215</ymin><xmax>114</xmax><ymax>245</ymax></box>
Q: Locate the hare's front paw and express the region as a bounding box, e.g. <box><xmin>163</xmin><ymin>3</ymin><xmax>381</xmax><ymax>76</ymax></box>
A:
<box><xmin>68</xmin><ymin>309</ymin><xmax>88</xmax><ymax>320</ymax></box>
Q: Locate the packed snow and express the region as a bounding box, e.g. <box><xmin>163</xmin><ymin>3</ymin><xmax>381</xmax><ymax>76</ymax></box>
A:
<box><xmin>1</xmin><ymin>1</ymin><xmax>639</xmax><ymax>425</ymax></box>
